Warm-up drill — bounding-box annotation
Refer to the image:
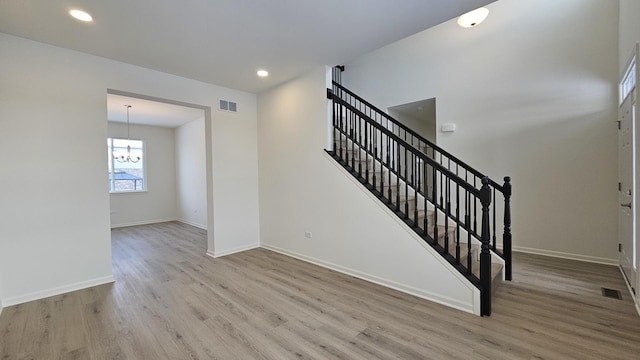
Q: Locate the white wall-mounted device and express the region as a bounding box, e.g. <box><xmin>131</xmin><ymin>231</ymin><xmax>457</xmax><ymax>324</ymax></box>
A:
<box><xmin>441</xmin><ymin>123</ymin><xmax>456</xmax><ymax>133</ymax></box>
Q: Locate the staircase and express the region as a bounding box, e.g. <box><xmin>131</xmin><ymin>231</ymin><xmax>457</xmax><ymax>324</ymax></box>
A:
<box><xmin>326</xmin><ymin>68</ymin><xmax>512</xmax><ymax>316</ymax></box>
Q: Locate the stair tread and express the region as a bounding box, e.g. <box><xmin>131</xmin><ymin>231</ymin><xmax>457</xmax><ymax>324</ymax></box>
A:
<box><xmin>386</xmin><ymin>194</ymin><xmax>417</xmax><ymax>204</ymax></box>
<box><xmin>415</xmin><ymin>209</ymin><xmax>434</xmax><ymax>216</ymax></box>
<box><xmin>471</xmin><ymin>261</ymin><xmax>503</xmax><ymax>284</ymax></box>
<box><xmin>446</xmin><ymin>241</ymin><xmax>478</xmax><ymax>252</ymax></box>
<box><xmin>426</xmin><ymin>224</ymin><xmax>457</xmax><ymax>237</ymax></box>
<box><xmin>442</xmin><ymin>241</ymin><xmax>477</xmax><ymax>263</ymax></box>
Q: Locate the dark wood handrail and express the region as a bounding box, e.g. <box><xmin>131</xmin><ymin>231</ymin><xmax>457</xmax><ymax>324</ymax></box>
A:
<box><xmin>329</xmin><ymin>89</ymin><xmax>481</xmax><ymax>197</ymax></box>
<box><xmin>332</xmin><ymin>81</ymin><xmax>504</xmax><ymax>193</ymax></box>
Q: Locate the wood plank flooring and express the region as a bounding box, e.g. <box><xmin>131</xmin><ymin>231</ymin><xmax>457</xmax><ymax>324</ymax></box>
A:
<box><xmin>1</xmin><ymin>221</ymin><xmax>639</xmax><ymax>359</ymax></box>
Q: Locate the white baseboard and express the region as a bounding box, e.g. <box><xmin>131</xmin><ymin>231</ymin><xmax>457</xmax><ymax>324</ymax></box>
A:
<box><xmin>619</xmin><ymin>266</ymin><xmax>640</xmax><ymax>317</ymax></box>
<box><xmin>110</xmin><ymin>218</ymin><xmax>178</xmax><ymax>228</ymax></box>
<box><xmin>1</xmin><ymin>275</ymin><xmax>115</xmax><ymax>307</ymax></box>
<box><xmin>177</xmin><ymin>219</ymin><xmax>207</xmax><ymax>230</ymax></box>
<box><xmin>261</xmin><ymin>243</ymin><xmax>475</xmax><ymax>315</ymax></box>
<box><xmin>322</xmin><ymin>152</ymin><xmax>478</xmax><ymax>314</ymax></box>
<box><xmin>206</xmin><ymin>243</ymin><xmax>260</xmax><ymax>258</ymax></box>
<box><xmin>513</xmin><ymin>246</ymin><xmax>617</xmax><ymax>265</ymax></box>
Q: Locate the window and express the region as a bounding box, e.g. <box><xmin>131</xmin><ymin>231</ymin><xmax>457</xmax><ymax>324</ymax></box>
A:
<box><xmin>107</xmin><ymin>138</ymin><xmax>145</xmax><ymax>192</ymax></box>
<box><xmin>621</xmin><ymin>57</ymin><xmax>636</xmax><ymax>103</ymax></box>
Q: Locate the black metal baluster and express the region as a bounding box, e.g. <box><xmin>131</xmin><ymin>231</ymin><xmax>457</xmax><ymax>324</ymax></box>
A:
<box><xmin>444</xmin><ymin>175</ymin><xmax>449</xmax><ymax>255</ymax></box>
<box><xmin>331</xmin><ymin>93</ymin><xmax>337</xmax><ymax>153</ymax></box>
<box><xmin>333</xmin><ymin>126</ymin><xmax>342</xmax><ymax>156</ymax></box>
<box><xmin>338</xmin><ymin>100</ymin><xmax>343</xmax><ymax>160</ymax></box>
<box><xmin>396</xmin><ymin>145</ymin><xmax>402</xmax><ymax>210</ymax></box>
<box><xmin>350</xmin><ymin>113</ymin><xmax>355</xmax><ymax>170</ymax></box>
<box><xmin>433</xmin><ymin>167</ymin><xmax>438</xmax><ymax>246</ymax></box>
<box><xmin>364</xmin><ymin>121</ymin><xmax>375</xmax><ymax>181</ymax></box>
<box><xmin>380</xmin><ymin>132</ymin><xmax>385</xmax><ymax>195</ymax></box>
<box><xmin>349</xmin><ymin>110</ymin><xmax>354</xmax><ymax>139</ymax></box>
<box><xmin>456</xmin><ymin>184</ymin><xmax>461</xmax><ymax>263</ymax></box>
<box><xmin>473</xmin><ymin>178</ymin><xmax>478</xmax><ymax>234</ymax></box>
<box><xmin>439</xmin><ymin>169</ymin><xmax>444</xmax><ymax>212</ymax></box>
<box><xmin>380</xmin><ymin>131</ymin><xmax>391</xmax><ymax>196</ymax></box>
<box><xmin>417</xmin><ymin>157</ymin><xmax>422</xmax><ymax>197</ymax></box>
<box><xmin>358</xmin><ymin>117</ymin><xmax>367</xmax><ymax>178</ymax></box>
<box><xmin>386</xmin><ymin>135</ymin><xmax>391</xmax><ymax>199</ymax></box>
<box><xmin>413</xmin><ymin>154</ymin><xmax>418</xmax><ymax>226</ymax></box>
<box><xmin>360</xmin><ymin>119</ymin><xmax>369</xmax><ymax>181</ymax></box>
<box><xmin>389</xmin><ymin>129</ymin><xmax>394</xmax><ymax>173</ymax></box>
<box><xmin>404</xmin><ymin>147</ymin><xmax>408</xmax><ymax>216</ymax></box>
<box><xmin>492</xmin><ymin>186</ymin><xmax>496</xmax><ymax>250</ymax></box>
<box><xmin>342</xmin><ymin>107</ymin><xmax>348</xmax><ymax>164</ymax></box>
<box><xmin>372</xmin><ymin>128</ymin><xmax>377</xmax><ymax>189</ymax></box>
<box><xmin>354</xmin><ymin>115</ymin><xmax>359</xmax><ymax>172</ymax></box>
<box><xmin>480</xmin><ymin>177</ymin><xmax>492</xmax><ymax>316</ymax></box>
<box><xmin>402</xmin><ymin>128</ymin><xmax>405</xmax><ymax>143</ymax></box>
<box><xmin>467</xmin><ymin>192</ymin><xmax>472</xmax><ymax>274</ymax></box>
<box><xmin>345</xmin><ymin>109</ymin><xmax>349</xmax><ymax>163</ymax></box>
<box><xmin>503</xmin><ymin>177</ymin><xmax>512</xmax><ymax>281</ymax></box>
<box><xmin>423</xmin><ymin>162</ymin><xmax>428</xmax><ymax>233</ymax></box>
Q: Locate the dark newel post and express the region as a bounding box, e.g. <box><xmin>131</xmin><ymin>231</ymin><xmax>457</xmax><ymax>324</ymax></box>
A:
<box><xmin>503</xmin><ymin>176</ymin><xmax>512</xmax><ymax>281</ymax></box>
<box><xmin>326</xmin><ymin>89</ymin><xmax>336</xmax><ymax>153</ymax></box>
<box><xmin>480</xmin><ymin>177</ymin><xmax>492</xmax><ymax>316</ymax></box>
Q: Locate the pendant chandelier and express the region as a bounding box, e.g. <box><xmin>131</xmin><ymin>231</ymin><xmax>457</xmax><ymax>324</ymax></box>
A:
<box><xmin>113</xmin><ymin>105</ymin><xmax>141</xmax><ymax>163</ymax></box>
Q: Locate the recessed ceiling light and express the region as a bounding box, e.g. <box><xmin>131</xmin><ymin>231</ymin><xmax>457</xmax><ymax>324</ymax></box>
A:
<box><xmin>457</xmin><ymin>8</ymin><xmax>489</xmax><ymax>28</ymax></box>
<box><xmin>257</xmin><ymin>70</ymin><xmax>269</xmax><ymax>77</ymax></box>
<box><xmin>69</xmin><ymin>9</ymin><xmax>93</xmax><ymax>22</ymax></box>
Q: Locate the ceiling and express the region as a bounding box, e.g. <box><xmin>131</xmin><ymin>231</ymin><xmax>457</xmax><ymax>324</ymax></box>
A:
<box><xmin>107</xmin><ymin>94</ymin><xmax>204</xmax><ymax>128</ymax></box>
<box><xmin>0</xmin><ymin>0</ymin><xmax>493</xmax><ymax>94</ymax></box>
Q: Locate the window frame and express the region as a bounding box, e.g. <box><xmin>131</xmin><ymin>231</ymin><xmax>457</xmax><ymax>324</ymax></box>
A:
<box><xmin>621</xmin><ymin>56</ymin><xmax>637</xmax><ymax>105</ymax></box>
<box><xmin>108</xmin><ymin>137</ymin><xmax>147</xmax><ymax>194</ymax></box>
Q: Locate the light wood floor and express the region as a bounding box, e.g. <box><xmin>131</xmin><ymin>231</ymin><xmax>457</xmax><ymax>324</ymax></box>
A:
<box><xmin>1</xmin><ymin>222</ymin><xmax>639</xmax><ymax>359</ymax></box>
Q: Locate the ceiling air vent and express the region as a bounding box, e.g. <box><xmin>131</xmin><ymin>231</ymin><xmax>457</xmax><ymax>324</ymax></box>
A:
<box><xmin>218</xmin><ymin>99</ymin><xmax>238</xmax><ymax>113</ymax></box>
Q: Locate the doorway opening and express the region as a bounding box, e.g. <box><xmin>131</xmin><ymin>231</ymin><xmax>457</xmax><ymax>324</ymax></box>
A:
<box><xmin>619</xmin><ymin>44</ymin><xmax>638</xmax><ymax>301</ymax></box>
<box><xmin>388</xmin><ymin>98</ymin><xmax>437</xmax><ymax>195</ymax></box>
<box><xmin>388</xmin><ymin>98</ymin><xmax>437</xmax><ymax>144</ymax></box>
<box><xmin>106</xmin><ymin>89</ymin><xmax>214</xmax><ymax>250</ymax></box>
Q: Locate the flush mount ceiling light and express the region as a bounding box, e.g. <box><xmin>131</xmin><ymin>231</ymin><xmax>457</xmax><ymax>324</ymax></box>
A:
<box><xmin>457</xmin><ymin>7</ymin><xmax>489</xmax><ymax>28</ymax></box>
<box><xmin>257</xmin><ymin>70</ymin><xmax>269</xmax><ymax>77</ymax></box>
<box><xmin>69</xmin><ymin>9</ymin><xmax>93</xmax><ymax>22</ymax></box>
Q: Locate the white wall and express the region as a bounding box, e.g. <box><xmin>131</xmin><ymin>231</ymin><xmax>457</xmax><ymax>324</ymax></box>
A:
<box><xmin>0</xmin><ymin>33</ymin><xmax>260</xmax><ymax>305</ymax></box>
<box><xmin>176</xmin><ymin>117</ymin><xmax>207</xmax><ymax>229</ymax></box>
<box><xmin>342</xmin><ymin>0</ymin><xmax>620</xmax><ymax>263</ymax></box>
<box><xmin>619</xmin><ymin>0</ymin><xmax>640</xmax><ymax>72</ymax></box>
<box><xmin>108</xmin><ymin>121</ymin><xmax>178</xmax><ymax>227</ymax></box>
<box><xmin>0</xmin><ymin>275</ymin><xmax>3</xmax><ymax>315</ymax></box>
<box><xmin>258</xmin><ymin>66</ymin><xmax>480</xmax><ymax>314</ymax></box>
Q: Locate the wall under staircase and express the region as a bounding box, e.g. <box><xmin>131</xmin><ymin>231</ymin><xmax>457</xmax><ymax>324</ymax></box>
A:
<box><xmin>258</xmin><ymin>66</ymin><xmax>507</xmax><ymax>315</ymax></box>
